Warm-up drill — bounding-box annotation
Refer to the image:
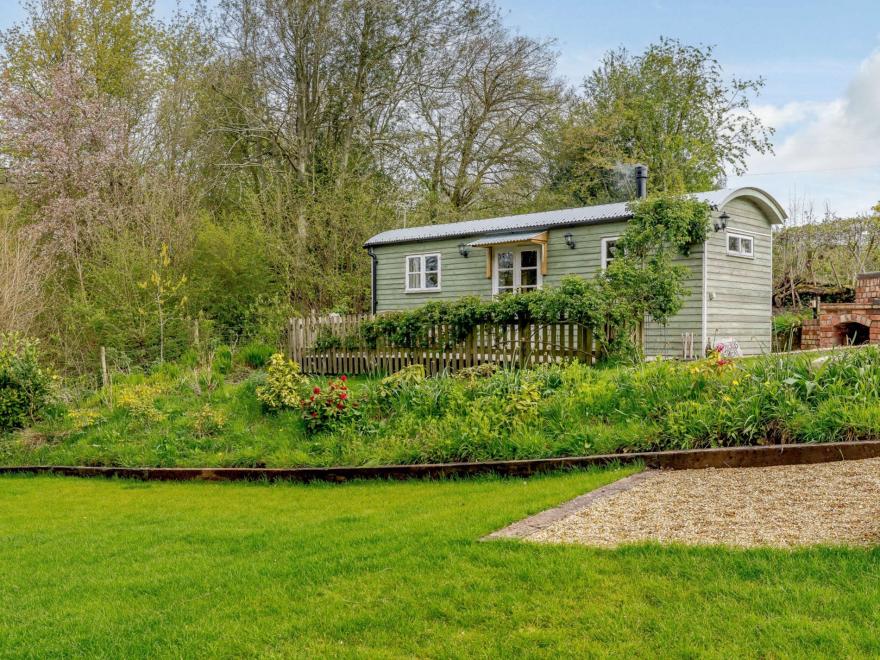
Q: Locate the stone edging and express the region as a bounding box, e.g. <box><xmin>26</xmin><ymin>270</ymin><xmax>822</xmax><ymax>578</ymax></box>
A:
<box><xmin>483</xmin><ymin>470</ymin><xmax>660</xmax><ymax>540</ymax></box>
<box><xmin>2</xmin><ymin>440</ymin><xmax>880</xmax><ymax>484</ymax></box>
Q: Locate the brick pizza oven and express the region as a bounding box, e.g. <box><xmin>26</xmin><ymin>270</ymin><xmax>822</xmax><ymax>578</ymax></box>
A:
<box><xmin>801</xmin><ymin>273</ymin><xmax>880</xmax><ymax>349</ymax></box>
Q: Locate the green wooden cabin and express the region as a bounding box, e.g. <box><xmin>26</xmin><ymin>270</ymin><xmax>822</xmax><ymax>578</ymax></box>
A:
<box><xmin>364</xmin><ymin>187</ymin><xmax>786</xmax><ymax>358</ymax></box>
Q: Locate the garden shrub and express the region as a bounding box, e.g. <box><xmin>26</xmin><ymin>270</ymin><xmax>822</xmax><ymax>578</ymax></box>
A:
<box><xmin>453</xmin><ymin>363</ymin><xmax>498</xmax><ymax>380</ymax></box>
<box><xmin>772</xmin><ymin>311</ymin><xmax>807</xmax><ymax>352</ymax></box>
<box><xmin>302</xmin><ymin>376</ymin><xmax>357</xmax><ymax>434</ymax></box>
<box><xmin>0</xmin><ymin>333</ymin><xmax>55</xmax><ymax>433</ymax></box>
<box><xmin>190</xmin><ymin>405</ymin><xmax>228</xmax><ymax>438</ymax></box>
<box><xmin>239</xmin><ymin>342</ymin><xmax>275</xmax><ymax>369</ymax></box>
<box><xmin>115</xmin><ymin>383</ymin><xmax>167</xmax><ymax>422</ymax></box>
<box><xmin>313</xmin><ymin>327</ymin><xmax>343</xmax><ymax>351</ymax></box>
<box><xmin>256</xmin><ymin>354</ymin><xmax>306</xmax><ymax>411</ymax></box>
<box><xmin>213</xmin><ymin>345</ymin><xmax>234</xmax><ymax>375</ymax></box>
<box><xmin>67</xmin><ymin>408</ymin><xmax>102</xmax><ymax>431</ymax></box>
<box><xmin>377</xmin><ymin>364</ymin><xmax>426</xmax><ymax>400</ymax></box>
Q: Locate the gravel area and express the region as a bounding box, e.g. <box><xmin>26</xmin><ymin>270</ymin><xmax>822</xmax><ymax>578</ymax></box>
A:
<box><xmin>527</xmin><ymin>458</ymin><xmax>880</xmax><ymax>548</ymax></box>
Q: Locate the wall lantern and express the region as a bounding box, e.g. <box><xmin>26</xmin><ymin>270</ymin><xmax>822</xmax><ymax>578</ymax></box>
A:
<box><xmin>458</xmin><ymin>243</ymin><xmax>470</xmax><ymax>257</ymax></box>
<box><xmin>564</xmin><ymin>232</ymin><xmax>576</xmax><ymax>249</ymax></box>
<box><xmin>713</xmin><ymin>212</ymin><xmax>730</xmax><ymax>232</ymax></box>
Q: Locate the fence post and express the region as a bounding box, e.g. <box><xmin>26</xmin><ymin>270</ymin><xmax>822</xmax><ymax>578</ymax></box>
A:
<box><xmin>518</xmin><ymin>318</ymin><xmax>529</xmax><ymax>368</ymax></box>
<box><xmin>100</xmin><ymin>346</ymin><xmax>109</xmax><ymax>389</ymax></box>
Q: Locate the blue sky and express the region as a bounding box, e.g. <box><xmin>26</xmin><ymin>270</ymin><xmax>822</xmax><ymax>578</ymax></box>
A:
<box><xmin>3</xmin><ymin>0</ymin><xmax>879</xmax><ymax>217</ymax></box>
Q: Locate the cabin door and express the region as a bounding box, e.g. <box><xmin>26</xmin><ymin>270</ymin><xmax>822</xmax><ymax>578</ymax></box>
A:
<box><xmin>493</xmin><ymin>247</ymin><xmax>542</xmax><ymax>295</ymax></box>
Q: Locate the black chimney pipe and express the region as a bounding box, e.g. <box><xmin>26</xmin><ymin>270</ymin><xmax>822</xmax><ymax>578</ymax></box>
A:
<box><xmin>635</xmin><ymin>164</ymin><xmax>648</xmax><ymax>199</ymax></box>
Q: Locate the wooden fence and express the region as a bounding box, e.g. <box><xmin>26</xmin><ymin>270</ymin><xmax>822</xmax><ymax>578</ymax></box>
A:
<box><xmin>286</xmin><ymin>313</ymin><xmax>600</xmax><ymax>376</ymax></box>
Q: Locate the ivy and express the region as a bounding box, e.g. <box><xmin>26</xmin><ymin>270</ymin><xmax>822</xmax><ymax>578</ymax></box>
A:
<box><xmin>335</xmin><ymin>194</ymin><xmax>711</xmax><ymax>359</ymax></box>
<box><xmin>621</xmin><ymin>195</ymin><xmax>711</xmax><ymax>258</ymax></box>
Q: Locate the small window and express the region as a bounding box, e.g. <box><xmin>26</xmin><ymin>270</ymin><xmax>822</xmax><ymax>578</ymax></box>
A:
<box><xmin>405</xmin><ymin>253</ymin><xmax>441</xmax><ymax>291</ymax></box>
<box><xmin>519</xmin><ymin>249</ymin><xmax>539</xmax><ymax>291</ymax></box>
<box><xmin>601</xmin><ymin>237</ymin><xmax>620</xmax><ymax>270</ymax></box>
<box><xmin>496</xmin><ymin>250</ymin><xmax>515</xmax><ymax>294</ymax></box>
<box><xmin>727</xmin><ymin>232</ymin><xmax>754</xmax><ymax>258</ymax></box>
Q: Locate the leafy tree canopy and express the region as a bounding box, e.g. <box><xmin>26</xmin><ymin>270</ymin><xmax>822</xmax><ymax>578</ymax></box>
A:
<box><xmin>549</xmin><ymin>37</ymin><xmax>773</xmax><ymax>204</ymax></box>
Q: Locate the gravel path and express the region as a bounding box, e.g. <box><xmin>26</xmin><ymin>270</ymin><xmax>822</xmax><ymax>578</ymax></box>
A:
<box><xmin>527</xmin><ymin>458</ymin><xmax>880</xmax><ymax>548</ymax></box>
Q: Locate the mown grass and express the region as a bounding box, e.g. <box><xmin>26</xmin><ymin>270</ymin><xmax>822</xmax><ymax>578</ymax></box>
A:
<box><xmin>1</xmin><ymin>468</ymin><xmax>879</xmax><ymax>657</ymax></box>
<box><xmin>4</xmin><ymin>346</ymin><xmax>880</xmax><ymax>468</ymax></box>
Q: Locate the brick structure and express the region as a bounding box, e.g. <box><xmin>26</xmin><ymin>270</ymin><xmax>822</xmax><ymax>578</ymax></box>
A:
<box><xmin>801</xmin><ymin>273</ymin><xmax>880</xmax><ymax>349</ymax></box>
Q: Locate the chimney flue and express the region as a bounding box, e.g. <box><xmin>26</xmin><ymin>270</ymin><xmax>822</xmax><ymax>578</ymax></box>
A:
<box><xmin>635</xmin><ymin>164</ymin><xmax>648</xmax><ymax>199</ymax></box>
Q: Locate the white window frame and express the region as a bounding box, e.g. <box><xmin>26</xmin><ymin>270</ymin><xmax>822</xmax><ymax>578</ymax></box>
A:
<box><xmin>404</xmin><ymin>253</ymin><xmax>442</xmax><ymax>292</ymax></box>
<box><xmin>492</xmin><ymin>246</ymin><xmax>543</xmax><ymax>295</ymax></box>
<box><xmin>726</xmin><ymin>231</ymin><xmax>755</xmax><ymax>259</ymax></box>
<box><xmin>600</xmin><ymin>236</ymin><xmax>621</xmax><ymax>270</ymax></box>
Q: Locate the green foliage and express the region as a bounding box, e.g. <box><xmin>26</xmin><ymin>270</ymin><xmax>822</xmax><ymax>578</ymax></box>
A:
<box><xmin>255</xmin><ymin>354</ymin><xmax>305</xmax><ymax>411</ymax></box>
<box><xmin>302</xmin><ymin>376</ymin><xmax>357</xmax><ymax>434</ymax></box>
<box><xmin>0</xmin><ymin>333</ymin><xmax>54</xmax><ymax>433</ymax></box>
<box><xmin>773</xmin><ymin>311</ymin><xmax>809</xmax><ymax>352</ymax></box>
<box><xmin>190</xmin><ymin>404</ymin><xmax>227</xmax><ymax>438</ymax></box>
<box><xmin>453</xmin><ymin>364</ymin><xmax>499</xmax><ymax>380</ymax></box>
<box><xmin>7</xmin><ymin>347</ymin><xmax>880</xmax><ymax>468</ymax></box>
<box><xmin>138</xmin><ymin>243</ymin><xmax>189</xmax><ymax>364</ymax></box>
<box><xmin>238</xmin><ymin>342</ymin><xmax>275</xmax><ymax>369</ymax></box>
<box><xmin>115</xmin><ymin>382</ymin><xmax>166</xmax><ymax>423</ymax></box>
<box><xmin>773</xmin><ymin>205</ymin><xmax>880</xmax><ymax>307</ymax></box>
<box><xmin>212</xmin><ymin>345</ymin><xmax>233</xmax><ymax>375</ymax></box>
<box><xmin>550</xmin><ymin>37</ymin><xmax>772</xmax><ymax>203</ymax></box>
<box><xmin>377</xmin><ymin>364</ymin><xmax>426</xmax><ymax>401</ymax></box>
<box><xmin>314</xmin><ymin>327</ymin><xmax>343</xmax><ymax>351</ymax></box>
<box><xmin>188</xmin><ymin>220</ymin><xmax>289</xmax><ymax>342</ymax></box>
<box><xmin>623</xmin><ymin>196</ymin><xmax>711</xmax><ymax>257</ymax></box>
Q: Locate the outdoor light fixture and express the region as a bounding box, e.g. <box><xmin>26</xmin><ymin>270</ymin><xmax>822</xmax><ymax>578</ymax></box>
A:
<box><xmin>564</xmin><ymin>232</ymin><xmax>576</xmax><ymax>249</ymax></box>
<box><xmin>713</xmin><ymin>211</ymin><xmax>730</xmax><ymax>232</ymax></box>
<box><xmin>458</xmin><ymin>243</ymin><xmax>470</xmax><ymax>257</ymax></box>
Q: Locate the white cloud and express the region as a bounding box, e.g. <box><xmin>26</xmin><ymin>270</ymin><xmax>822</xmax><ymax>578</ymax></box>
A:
<box><xmin>732</xmin><ymin>50</ymin><xmax>880</xmax><ymax>216</ymax></box>
<box><xmin>751</xmin><ymin>100</ymin><xmax>840</xmax><ymax>133</ymax></box>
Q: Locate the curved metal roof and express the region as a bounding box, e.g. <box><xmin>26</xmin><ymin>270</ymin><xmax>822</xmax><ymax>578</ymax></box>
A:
<box><xmin>364</xmin><ymin>187</ymin><xmax>786</xmax><ymax>248</ymax></box>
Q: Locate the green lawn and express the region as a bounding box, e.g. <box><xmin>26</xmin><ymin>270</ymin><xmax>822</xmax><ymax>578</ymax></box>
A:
<box><xmin>1</xmin><ymin>468</ymin><xmax>878</xmax><ymax>657</ymax></box>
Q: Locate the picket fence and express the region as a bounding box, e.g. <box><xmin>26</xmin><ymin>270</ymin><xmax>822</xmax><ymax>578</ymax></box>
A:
<box><xmin>286</xmin><ymin>313</ymin><xmax>606</xmax><ymax>376</ymax></box>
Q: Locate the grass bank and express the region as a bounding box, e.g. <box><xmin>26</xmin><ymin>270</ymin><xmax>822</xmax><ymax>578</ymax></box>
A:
<box><xmin>4</xmin><ymin>347</ymin><xmax>880</xmax><ymax>468</ymax></box>
<box><xmin>1</xmin><ymin>469</ymin><xmax>879</xmax><ymax>657</ymax></box>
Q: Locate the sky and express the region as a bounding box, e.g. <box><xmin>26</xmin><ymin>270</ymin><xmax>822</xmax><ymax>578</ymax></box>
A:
<box><xmin>2</xmin><ymin>0</ymin><xmax>879</xmax><ymax>218</ymax></box>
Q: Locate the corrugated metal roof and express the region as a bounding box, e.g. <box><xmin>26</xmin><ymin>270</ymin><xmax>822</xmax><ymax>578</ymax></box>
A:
<box><xmin>363</xmin><ymin>188</ymin><xmax>784</xmax><ymax>247</ymax></box>
<box><xmin>467</xmin><ymin>231</ymin><xmax>545</xmax><ymax>247</ymax></box>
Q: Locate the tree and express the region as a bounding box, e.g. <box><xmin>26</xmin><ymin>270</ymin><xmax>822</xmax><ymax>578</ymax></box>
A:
<box><xmin>773</xmin><ymin>201</ymin><xmax>880</xmax><ymax>307</ymax></box>
<box><xmin>0</xmin><ymin>0</ymin><xmax>156</xmax><ymax>122</ymax></box>
<box><xmin>550</xmin><ymin>38</ymin><xmax>773</xmax><ymax>204</ymax></box>
<box><xmin>139</xmin><ymin>243</ymin><xmax>188</xmax><ymax>364</ymax></box>
<box><xmin>0</xmin><ymin>190</ymin><xmax>48</xmax><ymax>334</ymax></box>
<box><xmin>399</xmin><ymin>6</ymin><xmax>562</xmax><ymax>221</ymax></box>
<box><xmin>0</xmin><ymin>60</ymin><xmax>130</xmax><ymax>288</ymax></box>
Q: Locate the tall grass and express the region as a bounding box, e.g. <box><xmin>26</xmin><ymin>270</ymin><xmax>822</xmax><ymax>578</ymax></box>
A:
<box><xmin>3</xmin><ymin>347</ymin><xmax>880</xmax><ymax>467</ymax></box>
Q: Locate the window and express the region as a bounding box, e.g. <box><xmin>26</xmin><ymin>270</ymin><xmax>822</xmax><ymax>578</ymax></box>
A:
<box><xmin>726</xmin><ymin>232</ymin><xmax>754</xmax><ymax>258</ymax></box>
<box><xmin>493</xmin><ymin>247</ymin><xmax>541</xmax><ymax>294</ymax></box>
<box><xmin>601</xmin><ymin>236</ymin><xmax>620</xmax><ymax>270</ymax></box>
<box><xmin>405</xmin><ymin>253</ymin><xmax>441</xmax><ymax>291</ymax></box>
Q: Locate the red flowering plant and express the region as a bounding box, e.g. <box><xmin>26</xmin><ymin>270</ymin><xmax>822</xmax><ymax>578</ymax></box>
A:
<box><xmin>301</xmin><ymin>374</ymin><xmax>358</xmax><ymax>434</ymax></box>
<box><xmin>711</xmin><ymin>343</ymin><xmax>734</xmax><ymax>367</ymax></box>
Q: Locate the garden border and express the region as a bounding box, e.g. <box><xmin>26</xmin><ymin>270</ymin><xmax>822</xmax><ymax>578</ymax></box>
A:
<box><xmin>2</xmin><ymin>440</ymin><xmax>880</xmax><ymax>483</ymax></box>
